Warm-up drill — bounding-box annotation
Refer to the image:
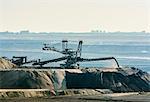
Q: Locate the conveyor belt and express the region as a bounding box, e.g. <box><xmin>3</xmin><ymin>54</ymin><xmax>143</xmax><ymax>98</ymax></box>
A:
<box><xmin>33</xmin><ymin>56</ymin><xmax>67</xmax><ymax>66</ymax></box>
<box><xmin>77</xmin><ymin>57</ymin><xmax>120</xmax><ymax>68</ymax></box>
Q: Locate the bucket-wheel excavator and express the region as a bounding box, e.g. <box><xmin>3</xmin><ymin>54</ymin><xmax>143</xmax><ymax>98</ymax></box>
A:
<box><xmin>32</xmin><ymin>40</ymin><xmax>120</xmax><ymax>68</ymax></box>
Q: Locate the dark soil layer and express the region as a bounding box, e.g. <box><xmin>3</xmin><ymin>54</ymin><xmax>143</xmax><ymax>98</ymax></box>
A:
<box><xmin>66</xmin><ymin>71</ymin><xmax>150</xmax><ymax>92</ymax></box>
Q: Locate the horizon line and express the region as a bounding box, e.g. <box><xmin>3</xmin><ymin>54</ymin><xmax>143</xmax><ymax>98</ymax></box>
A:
<box><xmin>0</xmin><ymin>30</ymin><xmax>149</xmax><ymax>33</ymax></box>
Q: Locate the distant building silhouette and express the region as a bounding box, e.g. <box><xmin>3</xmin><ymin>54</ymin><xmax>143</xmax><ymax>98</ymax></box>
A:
<box><xmin>20</xmin><ymin>30</ymin><xmax>30</xmax><ymax>34</ymax></box>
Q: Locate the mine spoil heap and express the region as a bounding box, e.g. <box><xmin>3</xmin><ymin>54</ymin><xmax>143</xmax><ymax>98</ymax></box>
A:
<box><xmin>0</xmin><ymin>58</ymin><xmax>16</xmax><ymax>69</ymax></box>
<box><xmin>0</xmin><ymin>58</ymin><xmax>150</xmax><ymax>97</ymax></box>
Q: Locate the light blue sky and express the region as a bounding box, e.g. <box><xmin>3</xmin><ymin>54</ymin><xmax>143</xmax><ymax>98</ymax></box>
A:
<box><xmin>0</xmin><ymin>0</ymin><xmax>149</xmax><ymax>32</ymax></box>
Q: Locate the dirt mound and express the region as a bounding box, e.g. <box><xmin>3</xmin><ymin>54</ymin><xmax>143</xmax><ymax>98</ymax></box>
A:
<box><xmin>0</xmin><ymin>58</ymin><xmax>16</xmax><ymax>69</ymax></box>
<box><xmin>66</xmin><ymin>68</ymin><xmax>150</xmax><ymax>92</ymax></box>
<box><xmin>0</xmin><ymin>70</ymin><xmax>55</xmax><ymax>95</ymax></box>
<box><xmin>0</xmin><ymin>69</ymin><xmax>82</xmax><ymax>95</ymax></box>
<box><xmin>0</xmin><ymin>67</ymin><xmax>149</xmax><ymax>96</ymax></box>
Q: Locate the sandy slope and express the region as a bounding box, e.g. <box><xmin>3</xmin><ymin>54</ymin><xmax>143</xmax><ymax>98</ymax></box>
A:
<box><xmin>0</xmin><ymin>58</ymin><xmax>16</xmax><ymax>69</ymax></box>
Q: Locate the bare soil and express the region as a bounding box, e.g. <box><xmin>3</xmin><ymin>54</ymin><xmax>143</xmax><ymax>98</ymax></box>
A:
<box><xmin>0</xmin><ymin>93</ymin><xmax>150</xmax><ymax>102</ymax></box>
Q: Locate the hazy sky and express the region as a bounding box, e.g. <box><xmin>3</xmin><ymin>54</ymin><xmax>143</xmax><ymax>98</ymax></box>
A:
<box><xmin>0</xmin><ymin>0</ymin><xmax>149</xmax><ymax>32</ymax></box>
